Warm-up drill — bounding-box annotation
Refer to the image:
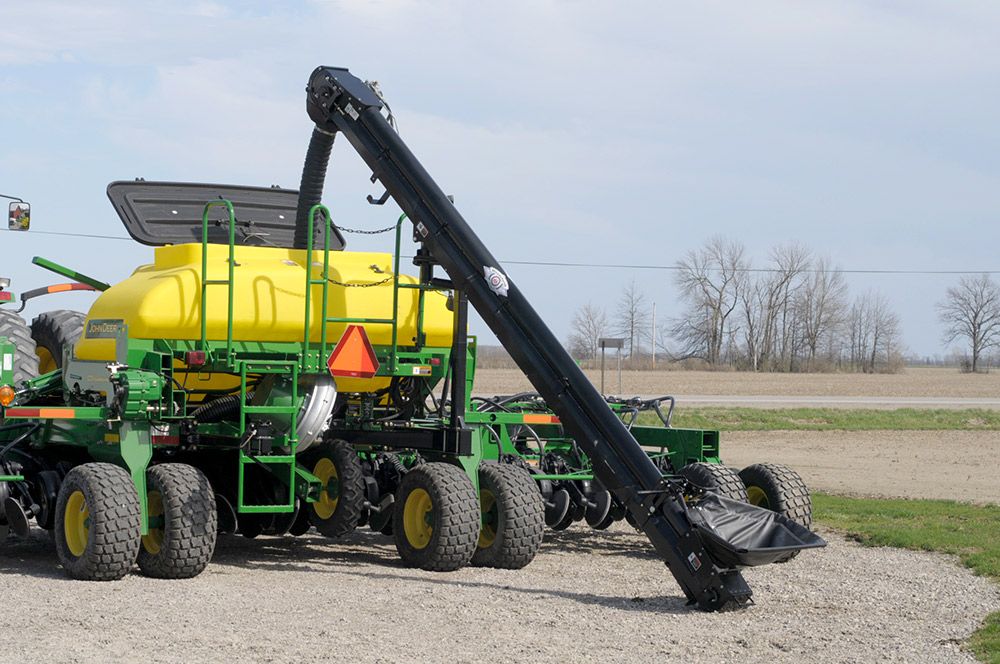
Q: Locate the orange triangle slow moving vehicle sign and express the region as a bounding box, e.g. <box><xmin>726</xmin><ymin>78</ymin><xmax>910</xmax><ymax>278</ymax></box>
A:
<box><xmin>327</xmin><ymin>325</ymin><xmax>380</xmax><ymax>379</ymax></box>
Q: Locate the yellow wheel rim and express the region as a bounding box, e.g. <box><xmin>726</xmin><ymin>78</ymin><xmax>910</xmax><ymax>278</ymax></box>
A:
<box><xmin>64</xmin><ymin>490</ymin><xmax>90</xmax><ymax>557</ymax></box>
<box><xmin>478</xmin><ymin>489</ymin><xmax>497</xmax><ymax>548</ymax></box>
<box><xmin>746</xmin><ymin>485</ymin><xmax>769</xmax><ymax>508</ymax></box>
<box><xmin>312</xmin><ymin>458</ymin><xmax>340</xmax><ymax>520</ymax></box>
<box><xmin>403</xmin><ymin>488</ymin><xmax>434</xmax><ymax>550</ymax></box>
<box><xmin>141</xmin><ymin>490</ymin><xmax>165</xmax><ymax>555</ymax></box>
<box><xmin>36</xmin><ymin>346</ymin><xmax>57</xmax><ymax>375</ymax></box>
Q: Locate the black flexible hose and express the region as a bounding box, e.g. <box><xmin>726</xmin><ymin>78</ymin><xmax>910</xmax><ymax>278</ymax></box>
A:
<box><xmin>293</xmin><ymin>127</ymin><xmax>337</xmax><ymax>249</ymax></box>
<box><xmin>0</xmin><ymin>423</ymin><xmax>39</xmax><ymax>461</ymax></box>
<box><xmin>191</xmin><ymin>393</ymin><xmax>254</xmax><ymax>423</ymax></box>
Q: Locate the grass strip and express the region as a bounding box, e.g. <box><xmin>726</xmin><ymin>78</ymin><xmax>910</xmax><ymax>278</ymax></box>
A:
<box><xmin>644</xmin><ymin>407</ymin><xmax>1000</xmax><ymax>431</ymax></box>
<box><xmin>813</xmin><ymin>494</ymin><xmax>1000</xmax><ymax>662</ymax></box>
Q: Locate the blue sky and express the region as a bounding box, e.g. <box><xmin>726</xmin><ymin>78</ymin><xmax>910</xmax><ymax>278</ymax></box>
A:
<box><xmin>2</xmin><ymin>1</ymin><xmax>998</xmax><ymax>357</ymax></box>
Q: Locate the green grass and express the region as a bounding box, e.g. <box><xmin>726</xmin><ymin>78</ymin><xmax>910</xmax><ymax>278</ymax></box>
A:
<box><xmin>813</xmin><ymin>494</ymin><xmax>1000</xmax><ymax>662</ymax></box>
<box><xmin>647</xmin><ymin>407</ymin><xmax>1000</xmax><ymax>431</ymax></box>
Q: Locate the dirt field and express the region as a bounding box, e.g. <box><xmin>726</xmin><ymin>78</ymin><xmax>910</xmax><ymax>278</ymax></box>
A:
<box><xmin>2</xmin><ymin>526</ymin><xmax>997</xmax><ymax>663</ymax></box>
<box><xmin>473</xmin><ymin>366</ymin><xmax>1000</xmax><ymax>400</ymax></box>
<box><xmin>724</xmin><ymin>430</ymin><xmax>1000</xmax><ymax>504</ymax></box>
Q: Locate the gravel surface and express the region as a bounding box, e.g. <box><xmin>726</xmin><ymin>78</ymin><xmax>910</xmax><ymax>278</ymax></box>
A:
<box><xmin>2</xmin><ymin>524</ymin><xmax>997</xmax><ymax>663</ymax></box>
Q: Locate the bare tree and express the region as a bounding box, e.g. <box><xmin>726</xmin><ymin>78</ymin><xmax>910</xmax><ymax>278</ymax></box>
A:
<box><xmin>614</xmin><ymin>280</ymin><xmax>650</xmax><ymax>358</ymax></box>
<box><xmin>848</xmin><ymin>291</ymin><xmax>901</xmax><ymax>373</ymax></box>
<box><xmin>756</xmin><ymin>243</ymin><xmax>810</xmax><ymax>371</ymax></box>
<box><xmin>672</xmin><ymin>237</ymin><xmax>748</xmax><ymax>365</ymax></box>
<box><xmin>568</xmin><ymin>302</ymin><xmax>609</xmax><ymax>360</ymax></box>
<box><xmin>733</xmin><ymin>243</ymin><xmax>809</xmax><ymax>371</ymax></box>
<box><xmin>936</xmin><ymin>273</ymin><xmax>1000</xmax><ymax>372</ymax></box>
<box><xmin>797</xmin><ymin>256</ymin><xmax>848</xmax><ymax>368</ymax></box>
<box><xmin>739</xmin><ymin>278</ymin><xmax>768</xmax><ymax>370</ymax></box>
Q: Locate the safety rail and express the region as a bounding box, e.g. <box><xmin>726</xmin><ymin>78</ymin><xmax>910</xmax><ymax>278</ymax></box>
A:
<box><xmin>302</xmin><ymin>207</ymin><xmax>431</xmax><ymax>374</ymax></box>
<box><xmin>199</xmin><ymin>200</ymin><xmax>238</xmax><ymax>361</ymax></box>
<box><xmin>198</xmin><ymin>199</ymin><xmax>438</xmax><ymax>377</ymax></box>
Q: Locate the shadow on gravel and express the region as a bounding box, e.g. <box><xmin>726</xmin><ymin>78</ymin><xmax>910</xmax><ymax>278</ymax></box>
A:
<box><xmin>210</xmin><ymin>531</ymin><xmax>402</xmax><ymax>572</ymax></box>
<box><xmin>2</xmin><ymin>526</ymin><xmax>676</xmax><ymax>613</ymax></box>
<box><xmin>541</xmin><ymin>527</ymin><xmax>658</xmax><ymax>560</ymax></box>
<box><xmin>206</xmin><ymin>527</ymin><xmax>683</xmax><ymax>614</ymax></box>
<box><xmin>323</xmin><ymin>568</ymin><xmax>692</xmax><ymax>614</ymax></box>
<box><xmin>0</xmin><ymin>532</ymin><xmax>65</xmax><ymax>580</ymax></box>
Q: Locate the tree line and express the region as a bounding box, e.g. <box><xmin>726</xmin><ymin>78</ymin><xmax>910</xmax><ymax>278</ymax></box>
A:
<box><xmin>568</xmin><ymin>236</ymin><xmax>1000</xmax><ymax>373</ymax></box>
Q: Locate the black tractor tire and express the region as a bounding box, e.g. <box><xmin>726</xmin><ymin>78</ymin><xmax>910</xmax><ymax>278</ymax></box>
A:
<box><xmin>0</xmin><ymin>310</ymin><xmax>39</xmax><ymax>384</ymax></box>
<box><xmin>54</xmin><ymin>463</ymin><xmax>140</xmax><ymax>581</ymax></box>
<box><xmin>392</xmin><ymin>463</ymin><xmax>479</xmax><ymax>571</ymax></box>
<box><xmin>137</xmin><ymin>464</ymin><xmax>217</xmax><ymax>579</ymax></box>
<box><xmin>738</xmin><ymin>463</ymin><xmax>813</xmax><ymax>529</ymax></box>
<box><xmin>679</xmin><ymin>462</ymin><xmax>749</xmax><ymax>502</ymax></box>
<box><xmin>305</xmin><ymin>439</ymin><xmax>365</xmax><ymax>538</ymax></box>
<box><xmin>471</xmin><ymin>463</ymin><xmax>545</xmax><ymax>569</ymax></box>
<box><xmin>30</xmin><ymin>310</ymin><xmax>86</xmax><ymax>373</ymax></box>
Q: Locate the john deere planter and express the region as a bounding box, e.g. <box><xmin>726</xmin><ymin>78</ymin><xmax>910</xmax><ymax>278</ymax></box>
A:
<box><xmin>0</xmin><ymin>67</ymin><xmax>823</xmax><ymax>609</ymax></box>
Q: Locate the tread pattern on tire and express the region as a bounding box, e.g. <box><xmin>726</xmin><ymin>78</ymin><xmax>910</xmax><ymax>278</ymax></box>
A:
<box><xmin>306</xmin><ymin>439</ymin><xmax>365</xmax><ymax>538</ymax></box>
<box><xmin>679</xmin><ymin>462</ymin><xmax>749</xmax><ymax>502</ymax></box>
<box><xmin>54</xmin><ymin>463</ymin><xmax>141</xmax><ymax>581</ymax></box>
<box><xmin>471</xmin><ymin>463</ymin><xmax>545</xmax><ymax>569</ymax></box>
<box><xmin>137</xmin><ymin>463</ymin><xmax>218</xmax><ymax>579</ymax></box>
<box><xmin>0</xmin><ymin>310</ymin><xmax>39</xmax><ymax>384</ymax></box>
<box><xmin>30</xmin><ymin>310</ymin><xmax>86</xmax><ymax>370</ymax></box>
<box><xmin>738</xmin><ymin>462</ymin><xmax>812</xmax><ymax>529</ymax></box>
<box><xmin>393</xmin><ymin>462</ymin><xmax>479</xmax><ymax>572</ymax></box>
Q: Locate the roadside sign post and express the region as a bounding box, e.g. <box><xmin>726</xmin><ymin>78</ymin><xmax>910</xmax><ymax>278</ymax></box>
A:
<box><xmin>598</xmin><ymin>337</ymin><xmax>625</xmax><ymax>395</ymax></box>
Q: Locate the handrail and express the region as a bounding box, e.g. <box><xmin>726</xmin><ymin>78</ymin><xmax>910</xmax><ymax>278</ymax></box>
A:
<box><xmin>200</xmin><ymin>200</ymin><xmax>237</xmax><ymax>359</ymax></box>
<box><xmin>197</xmin><ymin>199</ymin><xmax>423</xmax><ymax>376</ymax></box>
<box><xmin>302</xmin><ymin>206</ymin><xmax>410</xmax><ymax>373</ymax></box>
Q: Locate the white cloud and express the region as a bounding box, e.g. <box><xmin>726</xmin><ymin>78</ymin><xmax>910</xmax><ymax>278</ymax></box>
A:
<box><xmin>2</xmin><ymin>0</ymin><xmax>999</xmax><ymax>353</ymax></box>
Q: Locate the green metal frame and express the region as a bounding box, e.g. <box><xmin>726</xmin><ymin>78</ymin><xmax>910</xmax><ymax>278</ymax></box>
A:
<box><xmin>0</xmin><ymin>195</ymin><xmax>728</xmax><ymax>542</ymax></box>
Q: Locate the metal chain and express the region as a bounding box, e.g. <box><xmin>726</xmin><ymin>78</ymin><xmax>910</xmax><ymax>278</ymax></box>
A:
<box><xmin>334</xmin><ymin>223</ymin><xmax>398</xmax><ymax>235</ymax></box>
<box><xmin>325</xmin><ymin>275</ymin><xmax>394</xmax><ymax>288</ymax></box>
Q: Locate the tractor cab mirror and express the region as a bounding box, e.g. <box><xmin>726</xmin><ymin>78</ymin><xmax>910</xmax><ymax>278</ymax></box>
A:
<box><xmin>8</xmin><ymin>202</ymin><xmax>30</xmax><ymax>231</ymax></box>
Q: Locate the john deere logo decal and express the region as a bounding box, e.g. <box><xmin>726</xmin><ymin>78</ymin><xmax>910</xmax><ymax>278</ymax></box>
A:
<box><xmin>484</xmin><ymin>266</ymin><xmax>509</xmax><ymax>297</ymax></box>
<box><xmin>86</xmin><ymin>319</ymin><xmax>125</xmax><ymax>339</ymax></box>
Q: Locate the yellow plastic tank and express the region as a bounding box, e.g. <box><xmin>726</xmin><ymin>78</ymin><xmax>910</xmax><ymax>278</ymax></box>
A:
<box><xmin>74</xmin><ymin>243</ymin><xmax>453</xmax><ymax>392</ymax></box>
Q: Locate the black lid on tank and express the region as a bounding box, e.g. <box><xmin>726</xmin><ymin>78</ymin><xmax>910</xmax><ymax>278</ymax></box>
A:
<box><xmin>106</xmin><ymin>180</ymin><xmax>346</xmax><ymax>250</ymax></box>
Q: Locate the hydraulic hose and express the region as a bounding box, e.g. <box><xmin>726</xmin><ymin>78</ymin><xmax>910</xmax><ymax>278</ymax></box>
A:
<box><xmin>293</xmin><ymin>127</ymin><xmax>337</xmax><ymax>249</ymax></box>
<box><xmin>192</xmin><ymin>393</ymin><xmax>253</xmax><ymax>423</ymax></box>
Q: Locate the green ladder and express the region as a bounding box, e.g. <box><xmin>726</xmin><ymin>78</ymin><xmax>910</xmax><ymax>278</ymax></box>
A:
<box><xmin>236</xmin><ymin>359</ymin><xmax>301</xmax><ymax>513</ymax></box>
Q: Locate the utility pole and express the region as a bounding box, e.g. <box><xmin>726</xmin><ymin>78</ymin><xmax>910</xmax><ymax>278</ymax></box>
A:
<box><xmin>651</xmin><ymin>302</ymin><xmax>656</xmax><ymax>367</ymax></box>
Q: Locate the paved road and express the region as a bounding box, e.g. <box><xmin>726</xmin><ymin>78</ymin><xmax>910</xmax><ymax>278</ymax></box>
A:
<box><xmin>670</xmin><ymin>395</ymin><xmax>1000</xmax><ymax>409</ymax></box>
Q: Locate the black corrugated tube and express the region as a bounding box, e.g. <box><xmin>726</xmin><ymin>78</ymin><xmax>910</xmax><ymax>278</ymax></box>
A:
<box><xmin>192</xmin><ymin>393</ymin><xmax>254</xmax><ymax>423</ymax></box>
<box><xmin>293</xmin><ymin>127</ymin><xmax>336</xmax><ymax>249</ymax></box>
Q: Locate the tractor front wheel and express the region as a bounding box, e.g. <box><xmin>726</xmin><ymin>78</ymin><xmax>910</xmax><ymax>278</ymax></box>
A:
<box><xmin>137</xmin><ymin>464</ymin><xmax>217</xmax><ymax>579</ymax></box>
<box><xmin>393</xmin><ymin>463</ymin><xmax>479</xmax><ymax>571</ymax></box>
<box><xmin>305</xmin><ymin>439</ymin><xmax>365</xmax><ymax>538</ymax></box>
<box><xmin>738</xmin><ymin>463</ymin><xmax>812</xmax><ymax>529</ymax></box>
<box><xmin>54</xmin><ymin>463</ymin><xmax>141</xmax><ymax>581</ymax></box>
<box><xmin>471</xmin><ymin>463</ymin><xmax>544</xmax><ymax>569</ymax></box>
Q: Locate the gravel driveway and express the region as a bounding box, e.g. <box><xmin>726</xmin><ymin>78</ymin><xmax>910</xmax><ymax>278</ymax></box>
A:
<box><xmin>2</xmin><ymin>524</ymin><xmax>996</xmax><ymax>663</ymax></box>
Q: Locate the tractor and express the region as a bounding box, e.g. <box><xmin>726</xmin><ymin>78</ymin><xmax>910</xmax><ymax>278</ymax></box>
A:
<box><xmin>0</xmin><ymin>66</ymin><xmax>822</xmax><ymax>610</ymax></box>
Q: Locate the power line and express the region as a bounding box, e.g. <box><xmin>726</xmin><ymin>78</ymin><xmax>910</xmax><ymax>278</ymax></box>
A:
<box><xmin>1</xmin><ymin>229</ymin><xmax>132</xmax><ymax>242</ymax></box>
<box><xmin>430</xmin><ymin>258</ymin><xmax>1000</xmax><ymax>276</ymax></box>
<box><xmin>4</xmin><ymin>228</ymin><xmax>997</xmax><ymax>276</ymax></box>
